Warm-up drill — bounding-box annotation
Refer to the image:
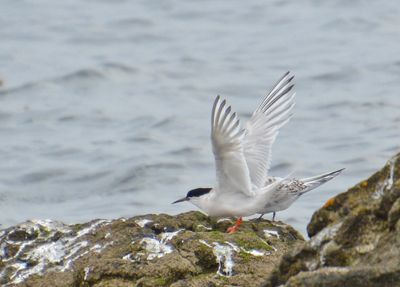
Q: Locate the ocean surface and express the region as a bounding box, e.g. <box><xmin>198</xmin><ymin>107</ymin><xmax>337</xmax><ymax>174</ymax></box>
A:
<box><xmin>1</xmin><ymin>0</ymin><xmax>400</xmax><ymax>235</ymax></box>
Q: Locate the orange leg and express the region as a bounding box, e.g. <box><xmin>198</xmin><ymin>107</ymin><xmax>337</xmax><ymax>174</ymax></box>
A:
<box><xmin>226</xmin><ymin>217</ymin><xmax>243</xmax><ymax>234</ymax></box>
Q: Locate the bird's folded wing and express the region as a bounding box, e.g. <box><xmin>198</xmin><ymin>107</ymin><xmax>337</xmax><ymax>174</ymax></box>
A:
<box><xmin>211</xmin><ymin>95</ymin><xmax>254</xmax><ymax>196</ymax></box>
<box><xmin>243</xmin><ymin>72</ymin><xmax>295</xmax><ymax>189</ymax></box>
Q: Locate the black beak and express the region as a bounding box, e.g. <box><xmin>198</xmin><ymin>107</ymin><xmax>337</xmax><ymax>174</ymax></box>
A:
<box><xmin>172</xmin><ymin>197</ymin><xmax>189</xmax><ymax>204</ymax></box>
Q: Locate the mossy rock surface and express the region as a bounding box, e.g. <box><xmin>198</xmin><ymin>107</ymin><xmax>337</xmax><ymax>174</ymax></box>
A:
<box><xmin>0</xmin><ymin>211</ymin><xmax>303</xmax><ymax>286</ymax></box>
<box><xmin>263</xmin><ymin>153</ymin><xmax>400</xmax><ymax>287</ymax></box>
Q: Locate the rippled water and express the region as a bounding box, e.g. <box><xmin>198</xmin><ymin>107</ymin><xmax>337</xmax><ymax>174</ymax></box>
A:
<box><xmin>1</xmin><ymin>0</ymin><xmax>400</xmax><ymax>235</ymax></box>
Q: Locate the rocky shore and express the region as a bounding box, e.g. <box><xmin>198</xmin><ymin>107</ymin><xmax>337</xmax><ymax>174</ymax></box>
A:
<box><xmin>263</xmin><ymin>153</ymin><xmax>400</xmax><ymax>287</ymax></box>
<box><xmin>0</xmin><ymin>210</ymin><xmax>303</xmax><ymax>286</ymax></box>
<box><xmin>1</xmin><ymin>153</ymin><xmax>399</xmax><ymax>286</ymax></box>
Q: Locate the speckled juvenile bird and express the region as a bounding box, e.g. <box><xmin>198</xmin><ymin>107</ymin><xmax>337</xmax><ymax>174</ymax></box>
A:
<box><xmin>173</xmin><ymin>72</ymin><xmax>343</xmax><ymax>232</ymax></box>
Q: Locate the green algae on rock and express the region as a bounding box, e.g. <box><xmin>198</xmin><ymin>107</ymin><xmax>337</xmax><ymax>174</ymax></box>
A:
<box><xmin>263</xmin><ymin>153</ymin><xmax>400</xmax><ymax>287</ymax></box>
<box><xmin>0</xmin><ymin>211</ymin><xmax>303</xmax><ymax>286</ymax></box>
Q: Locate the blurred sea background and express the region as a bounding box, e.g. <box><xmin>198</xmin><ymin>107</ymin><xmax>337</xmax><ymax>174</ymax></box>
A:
<box><xmin>1</xmin><ymin>0</ymin><xmax>399</xmax><ymax>235</ymax></box>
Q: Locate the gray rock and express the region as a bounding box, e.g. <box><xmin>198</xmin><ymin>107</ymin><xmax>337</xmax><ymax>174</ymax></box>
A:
<box><xmin>262</xmin><ymin>153</ymin><xmax>400</xmax><ymax>287</ymax></box>
<box><xmin>0</xmin><ymin>211</ymin><xmax>303</xmax><ymax>286</ymax></box>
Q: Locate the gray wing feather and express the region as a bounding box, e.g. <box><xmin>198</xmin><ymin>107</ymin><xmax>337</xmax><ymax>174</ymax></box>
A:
<box><xmin>243</xmin><ymin>72</ymin><xmax>296</xmax><ymax>189</ymax></box>
<box><xmin>211</xmin><ymin>95</ymin><xmax>254</xmax><ymax>196</ymax></box>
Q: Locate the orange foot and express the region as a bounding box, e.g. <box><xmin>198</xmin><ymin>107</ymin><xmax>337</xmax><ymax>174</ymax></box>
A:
<box><xmin>226</xmin><ymin>217</ymin><xmax>243</xmax><ymax>234</ymax></box>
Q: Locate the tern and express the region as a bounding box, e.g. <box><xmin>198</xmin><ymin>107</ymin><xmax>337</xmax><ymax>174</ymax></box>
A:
<box><xmin>173</xmin><ymin>72</ymin><xmax>343</xmax><ymax>233</ymax></box>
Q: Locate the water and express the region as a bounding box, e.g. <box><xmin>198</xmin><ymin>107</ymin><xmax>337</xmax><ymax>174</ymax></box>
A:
<box><xmin>1</xmin><ymin>0</ymin><xmax>400</xmax><ymax>235</ymax></box>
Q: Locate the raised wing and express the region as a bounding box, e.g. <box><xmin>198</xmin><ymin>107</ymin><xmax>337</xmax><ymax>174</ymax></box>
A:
<box><xmin>243</xmin><ymin>72</ymin><xmax>295</xmax><ymax>189</ymax></box>
<box><xmin>211</xmin><ymin>95</ymin><xmax>254</xmax><ymax>196</ymax></box>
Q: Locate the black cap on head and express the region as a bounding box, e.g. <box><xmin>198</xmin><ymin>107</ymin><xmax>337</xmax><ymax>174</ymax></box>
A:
<box><xmin>186</xmin><ymin>187</ymin><xmax>211</xmax><ymax>198</ymax></box>
<box><xmin>172</xmin><ymin>187</ymin><xmax>212</xmax><ymax>204</ymax></box>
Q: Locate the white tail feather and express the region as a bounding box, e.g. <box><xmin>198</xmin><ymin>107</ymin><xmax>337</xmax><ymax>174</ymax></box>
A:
<box><xmin>300</xmin><ymin>168</ymin><xmax>345</xmax><ymax>194</ymax></box>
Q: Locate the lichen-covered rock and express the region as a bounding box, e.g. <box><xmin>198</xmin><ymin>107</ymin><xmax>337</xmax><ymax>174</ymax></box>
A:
<box><xmin>0</xmin><ymin>211</ymin><xmax>303</xmax><ymax>286</ymax></box>
<box><xmin>262</xmin><ymin>153</ymin><xmax>400</xmax><ymax>287</ymax></box>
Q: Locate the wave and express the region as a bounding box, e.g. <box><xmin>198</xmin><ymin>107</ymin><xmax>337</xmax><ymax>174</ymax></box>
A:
<box><xmin>19</xmin><ymin>169</ymin><xmax>68</xmax><ymax>184</ymax></box>
<box><xmin>0</xmin><ymin>63</ymin><xmax>138</xmax><ymax>96</ymax></box>
<box><xmin>310</xmin><ymin>68</ymin><xmax>360</xmax><ymax>83</ymax></box>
